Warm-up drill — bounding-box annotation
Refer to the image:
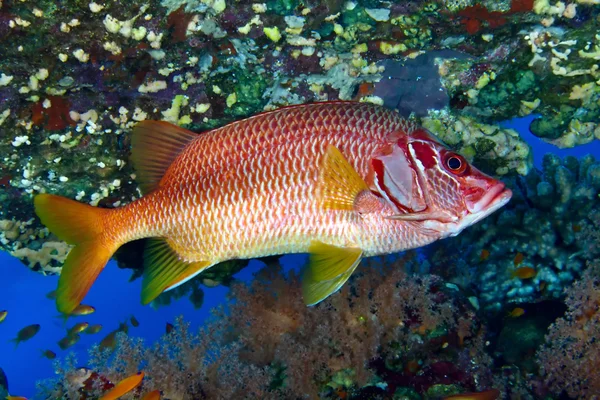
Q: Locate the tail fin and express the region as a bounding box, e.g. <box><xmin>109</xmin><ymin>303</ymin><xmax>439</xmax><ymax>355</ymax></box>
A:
<box><xmin>34</xmin><ymin>194</ymin><xmax>118</xmax><ymax>314</ymax></box>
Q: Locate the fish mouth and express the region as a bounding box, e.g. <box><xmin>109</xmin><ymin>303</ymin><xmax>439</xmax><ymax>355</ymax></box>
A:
<box><xmin>445</xmin><ymin>183</ymin><xmax>511</xmax><ymax>238</ymax></box>
<box><xmin>465</xmin><ymin>183</ymin><xmax>512</xmax><ymax>227</ymax></box>
<box><xmin>467</xmin><ymin>182</ymin><xmax>512</xmax><ymax>214</ymax></box>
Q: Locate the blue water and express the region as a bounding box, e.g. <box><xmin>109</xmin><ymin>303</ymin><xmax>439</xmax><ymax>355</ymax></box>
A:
<box><xmin>0</xmin><ymin>116</ymin><xmax>598</xmax><ymax>397</ymax></box>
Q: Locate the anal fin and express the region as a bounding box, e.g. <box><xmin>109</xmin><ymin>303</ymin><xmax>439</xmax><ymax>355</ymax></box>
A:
<box><xmin>141</xmin><ymin>238</ymin><xmax>212</xmax><ymax>305</ymax></box>
<box><xmin>302</xmin><ymin>241</ymin><xmax>363</xmax><ymax>306</ymax></box>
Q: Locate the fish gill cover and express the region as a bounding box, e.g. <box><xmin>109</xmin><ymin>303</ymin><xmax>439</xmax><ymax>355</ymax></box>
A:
<box><xmin>0</xmin><ymin>0</ymin><xmax>599</xmax><ymax>398</ymax></box>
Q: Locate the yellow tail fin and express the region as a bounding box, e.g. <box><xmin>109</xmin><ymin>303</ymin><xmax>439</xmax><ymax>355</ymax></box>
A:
<box><xmin>34</xmin><ymin>194</ymin><xmax>118</xmax><ymax>314</ymax></box>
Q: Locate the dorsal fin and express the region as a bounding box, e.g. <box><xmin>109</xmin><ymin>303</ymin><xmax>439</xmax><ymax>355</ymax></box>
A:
<box><xmin>131</xmin><ymin>121</ymin><xmax>199</xmax><ymax>194</ymax></box>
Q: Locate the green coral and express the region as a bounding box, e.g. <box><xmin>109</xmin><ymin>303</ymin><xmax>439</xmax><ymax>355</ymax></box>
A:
<box><xmin>475</xmin><ymin>70</ymin><xmax>540</xmax><ymax>117</ymax></box>
<box><xmin>421</xmin><ymin>111</ymin><xmax>532</xmax><ymax>176</ymax></box>
<box><xmin>394</xmin><ymin>387</ymin><xmax>421</xmax><ymax>400</ymax></box>
<box><xmin>266</xmin><ymin>0</ymin><xmax>301</xmax><ymax>15</ymax></box>
<box><xmin>342</xmin><ymin>6</ymin><xmax>376</xmax><ymax>29</ymax></box>
<box><xmin>213</xmin><ymin>66</ymin><xmax>269</xmax><ymax>118</ymax></box>
<box><xmin>426</xmin><ymin>384</ymin><xmax>463</xmax><ymax>398</ymax></box>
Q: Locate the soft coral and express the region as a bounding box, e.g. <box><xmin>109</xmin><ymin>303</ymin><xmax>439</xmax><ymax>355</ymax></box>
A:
<box><xmin>537</xmin><ymin>261</ymin><xmax>600</xmax><ymax>398</ymax></box>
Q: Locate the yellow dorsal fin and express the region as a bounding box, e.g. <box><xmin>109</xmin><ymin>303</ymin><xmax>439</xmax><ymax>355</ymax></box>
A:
<box><xmin>302</xmin><ymin>241</ymin><xmax>363</xmax><ymax>306</ymax></box>
<box><xmin>141</xmin><ymin>239</ymin><xmax>212</xmax><ymax>305</ymax></box>
<box><xmin>318</xmin><ymin>145</ymin><xmax>380</xmax><ymax>213</ymax></box>
<box><xmin>131</xmin><ymin>121</ymin><xmax>199</xmax><ymax>194</ymax></box>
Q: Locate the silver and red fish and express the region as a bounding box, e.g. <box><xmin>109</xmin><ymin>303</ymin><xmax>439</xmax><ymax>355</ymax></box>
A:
<box><xmin>34</xmin><ymin>101</ymin><xmax>511</xmax><ymax>313</ymax></box>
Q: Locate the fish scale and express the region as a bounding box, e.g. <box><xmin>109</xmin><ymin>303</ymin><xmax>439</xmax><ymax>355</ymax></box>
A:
<box><xmin>116</xmin><ymin>103</ymin><xmax>414</xmax><ymax>263</ymax></box>
<box><xmin>34</xmin><ymin>101</ymin><xmax>512</xmax><ymax>313</ymax></box>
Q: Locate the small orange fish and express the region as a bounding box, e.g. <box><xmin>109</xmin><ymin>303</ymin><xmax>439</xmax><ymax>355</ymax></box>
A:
<box><xmin>40</xmin><ymin>349</ymin><xmax>56</xmax><ymax>359</ymax></box>
<box><xmin>511</xmin><ymin>266</ymin><xmax>537</xmax><ymax>280</ymax></box>
<box><xmin>70</xmin><ymin>304</ymin><xmax>95</xmax><ymax>315</ymax></box>
<box><xmin>99</xmin><ymin>322</ymin><xmax>128</xmax><ymax>351</ymax></box>
<box><xmin>57</xmin><ymin>305</ymin><xmax>95</xmax><ymax>324</ymax></box>
<box><xmin>85</xmin><ymin>324</ymin><xmax>103</xmax><ymax>334</ymax></box>
<box><xmin>11</xmin><ymin>324</ymin><xmax>41</xmax><ymax>347</ymax></box>
<box><xmin>444</xmin><ymin>389</ymin><xmax>500</xmax><ymax>400</ymax></box>
<box><xmin>479</xmin><ymin>249</ymin><xmax>490</xmax><ymax>262</ymax></box>
<box><xmin>513</xmin><ymin>252</ymin><xmax>524</xmax><ymax>266</ymax></box>
<box><xmin>0</xmin><ymin>310</ymin><xmax>7</xmax><ymax>323</ymax></box>
<box><xmin>118</xmin><ymin>321</ymin><xmax>129</xmax><ymax>335</ymax></box>
<box><xmin>508</xmin><ymin>307</ymin><xmax>525</xmax><ymax>318</ymax></box>
<box><xmin>99</xmin><ymin>372</ymin><xmax>145</xmax><ymax>400</ymax></box>
<box><xmin>58</xmin><ymin>334</ymin><xmax>80</xmax><ymax>350</ymax></box>
<box><xmin>6</xmin><ymin>396</ymin><xmax>28</xmax><ymax>400</ymax></box>
<box><xmin>99</xmin><ymin>330</ymin><xmax>118</xmax><ymax>350</ymax></box>
<box><xmin>68</xmin><ymin>322</ymin><xmax>89</xmax><ymax>335</ymax></box>
<box><xmin>141</xmin><ymin>390</ymin><xmax>161</xmax><ymax>400</ymax></box>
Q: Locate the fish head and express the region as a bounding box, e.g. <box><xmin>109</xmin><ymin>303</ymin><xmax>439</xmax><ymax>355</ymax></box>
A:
<box><xmin>369</xmin><ymin>128</ymin><xmax>512</xmax><ymax>238</ymax></box>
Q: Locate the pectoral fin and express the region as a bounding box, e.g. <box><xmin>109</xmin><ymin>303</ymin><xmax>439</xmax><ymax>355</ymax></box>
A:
<box><xmin>141</xmin><ymin>239</ymin><xmax>212</xmax><ymax>305</ymax></box>
<box><xmin>302</xmin><ymin>241</ymin><xmax>363</xmax><ymax>306</ymax></box>
<box><xmin>318</xmin><ymin>145</ymin><xmax>382</xmax><ymax>214</ymax></box>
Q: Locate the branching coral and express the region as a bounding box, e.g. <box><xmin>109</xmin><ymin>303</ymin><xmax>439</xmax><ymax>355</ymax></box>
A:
<box><xmin>41</xmin><ymin>255</ymin><xmax>496</xmax><ymax>399</ymax></box>
<box><xmin>427</xmin><ymin>153</ymin><xmax>600</xmax><ymax>312</ymax></box>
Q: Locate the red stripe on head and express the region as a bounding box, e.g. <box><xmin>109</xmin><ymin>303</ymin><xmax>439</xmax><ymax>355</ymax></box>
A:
<box><xmin>411</xmin><ymin>129</ymin><xmax>441</xmax><ymax>143</ymax></box>
<box><xmin>410</xmin><ymin>141</ymin><xmax>437</xmax><ymax>170</ymax></box>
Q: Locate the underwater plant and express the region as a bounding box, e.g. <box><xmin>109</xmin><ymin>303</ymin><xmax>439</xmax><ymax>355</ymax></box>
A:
<box><xmin>41</xmin><ymin>255</ymin><xmax>497</xmax><ymax>399</ymax></box>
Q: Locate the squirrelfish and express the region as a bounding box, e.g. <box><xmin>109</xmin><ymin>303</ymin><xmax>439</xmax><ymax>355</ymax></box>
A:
<box><xmin>34</xmin><ymin>102</ymin><xmax>512</xmax><ymax>313</ymax></box>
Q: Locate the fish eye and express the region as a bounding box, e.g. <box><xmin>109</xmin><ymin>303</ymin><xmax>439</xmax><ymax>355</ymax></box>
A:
<box><xmin>444</xmin><ymin>153</ymin><xmax>468</xmax><ymax>174</ymax></box>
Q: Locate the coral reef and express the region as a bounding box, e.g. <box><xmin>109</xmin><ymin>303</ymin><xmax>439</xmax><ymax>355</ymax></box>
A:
<box><xmin>5</xmin><ymin>0</ymin><xmax>597</xmax><ymax>277</ymax></box>
<box><xmin>537</xmin><ymin>260</ymin><xmax>600</xmax><ymax>398</ymax></box>
<box><xmin>426</xmin><ymin>152</ymin><xmax>600</xmax><ymax>313</ymax></box>
<box><xmin>41</xmin><ymin>256</ymin><xmax>498</xmax><ymax>399</ymax></box>
<box><xmin>422</xmin><ymin>110</ymin><xmax>532</xmax><ymax>176</ymax></box>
